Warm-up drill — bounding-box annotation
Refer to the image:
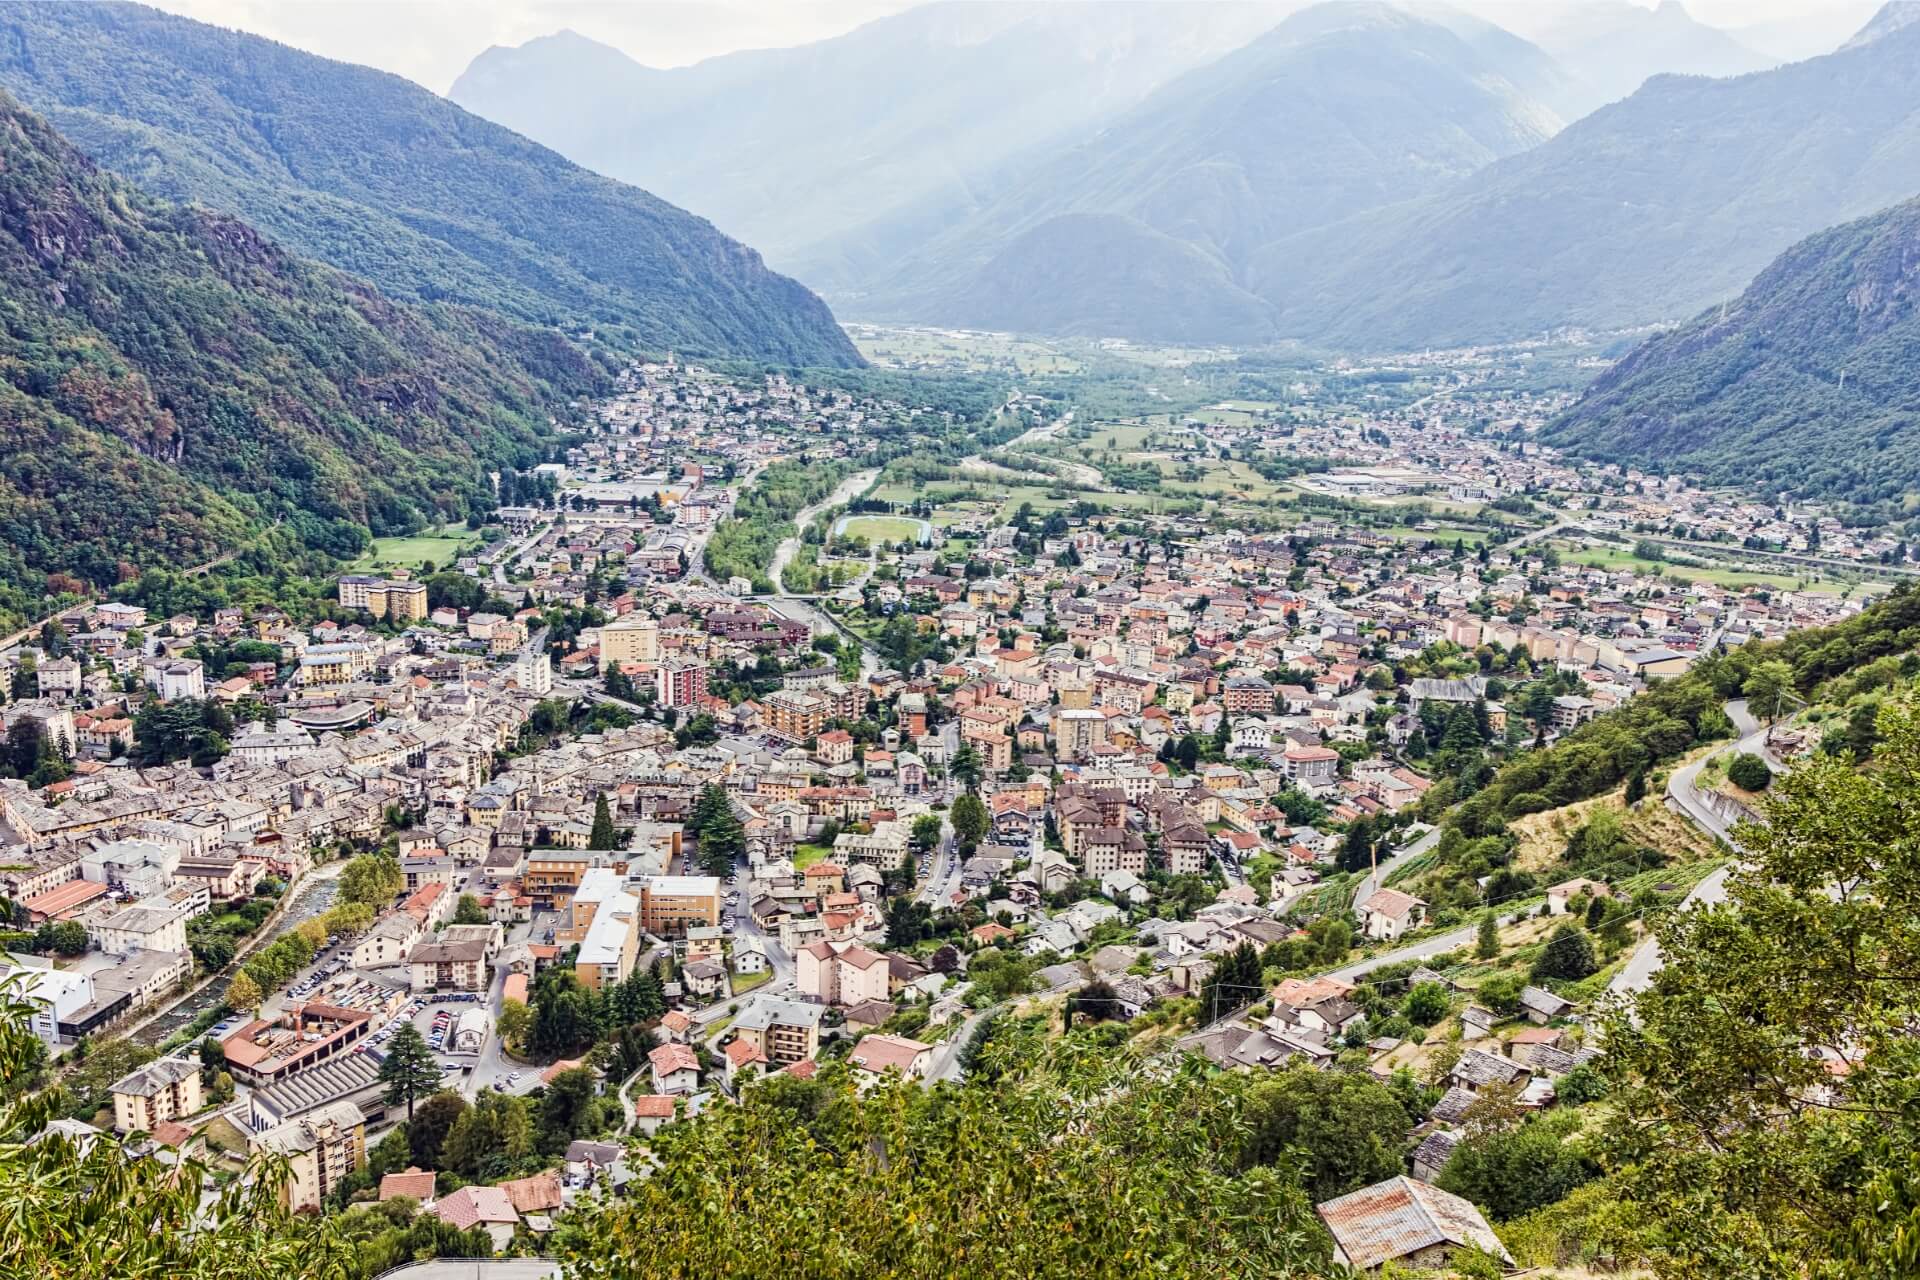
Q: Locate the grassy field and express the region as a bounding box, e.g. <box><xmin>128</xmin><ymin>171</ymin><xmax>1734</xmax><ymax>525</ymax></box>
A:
<box><xmin>730</xmin><ymin>968</ymin><xmax>772</xmax><ymax>995</ymax></box>
<box><xmin>838</xmin><ymin>516</ymin><xmax>929</xmax><ymax>544</ymax></box>
<box><xmin>1559</xmin><ymin>543</ymin><xmax>1841</xmax><ymax>594</ymax></box>
<box><xmin>349</xmin><ymin>526</ymin><xmax>477</xmax><ymax>572</ymax></box>
<box><xmin>793</xmin><ymin>843</ymin><xmax>835</xmax><ymax>870</ymax></box>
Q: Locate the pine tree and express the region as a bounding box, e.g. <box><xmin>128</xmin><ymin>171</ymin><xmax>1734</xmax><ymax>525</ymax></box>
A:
<box><xmin>1199</xmin><ymin>942</ymin><xmax>1262</xmax><ymax>1023</ymax></box>
<box><xmin>692</xmin><ymin>783</ymin><xmax>743</xmax><ymax>876</ymax></box>
<box><xmin>1475</xmin><ymin>911</ymin><xmax>1499</xmax><ymax>960</ymax></box>
<box><xmin>589</xmin><ymin>792</ymin><xmax>619</xmax><ymax>850</ymax></box>
<box><xmin>379</xmin><ymin>1023</ymin><xmax>441</xmax><ymax>1121</ymax></box>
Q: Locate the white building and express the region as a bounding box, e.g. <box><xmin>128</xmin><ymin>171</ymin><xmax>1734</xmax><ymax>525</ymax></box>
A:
<box><xmin>230</xmin><ymin>723</ymin><xmax>317</xmax><ymax>767</ymax></box>
<box><xmin>144</xmin><ymin>658</ymin><xmax>206</xmax><ymax>703</ymax></box>
<box><xmin>2</xmin><ymin>962</ymin><xmax>94</xmax><ymax>1046</ymax></box>
<box><xmin>513</xmin><ymin>650</ymin><xmax>553</xmax><ymax>696</ymax></box>
<box><xmin>95</xmin><ymin>902</ymin><xmax>190</xmax><ymax>958</ymax></box>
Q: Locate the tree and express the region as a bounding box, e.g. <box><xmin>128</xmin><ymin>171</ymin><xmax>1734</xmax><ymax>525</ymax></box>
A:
<box><xmin>1726</xmin><ymin>751</ymin><xmax>1772</xmax><ymax>792</ymax></box>
<box><xmin>1200</xmin><ymin>942</ymin><xmax>1262</xmax><ymax>1024</ymax></box>
<box><xmin>443</xmin><ymin>1091</ymin><xmax>533</xmax><ymax>1178</ymax></box>
<box><xmin>226</xmin><ymin>969</ymin><xmax>263</xmax><ymax>1015</ymax></box>
<box><xmin>407</xmin><ymin>1091</ymin><xmax>469</xmax><ymax>1169</ymax></box>
<box><xmin>322</xmin><ymin>900</ymin><xmax>375</xmax><ymax>937</ymax></box>
<box><xmin>588</xmin><ymin>792</ymin><xmax>620</xmax><ymax>851</ymax></box>
<box><xmin>555</xmin><ymin>1040</ymin><xmax>1331</xmax><ymax>1278</ymax></box>
<box><xmin>496</xmin><ymin>997</ymin><xmax>532</xmax><ymax>1049</ymax></box>
<box><xmin>34</xmin><ymin>920</ymin><xmax>88</xmax><ymax>956</ymax></box>
<box><xmin>950</xmin><ymin>791</ymin><xmax>988</xmax><ymax>848</ymax></box>
<box><xmin>539</xmin><ymin>1065</ymin><xmax>602</xmax><ymax>1153</ymax></box>
<box><xmin>530</xmin><ymin>971</ymin><xmax>602</xmax><ymax>1058</ymax></box>
<box><xmin>452</xmin><ymin>894</ymin><xmax>489</xmax><ymax>926</ymax></box>
<box><xmin>1741</xmin><ymin>658</ymin><xmax>1795</xmax><ymax>722</ymax></box>
<box><xmin>1436</xmin><ymin>1112</ymin><xmax>1597</xmax><ymax>1221</ymax></box>
<box><xmin>1624</xmin><ymin>766</ymin><xmax>1648</xmax><ymax>805</ymax></box>
<box><xmin>338</xmin><ymin>852</ymin><xmax>403</xmax><ymax>909</ymax></box>
<box><xmin>1402</xmin><ymin>981</ymin><xmax>1451</xmax><ymax>1027</ymax></box>
<box><xmin>1592</xmin><ymin>691</ymin><xmax>1920</xmax><ymax>1275</ymax></box>
<box><xmin>369</xmin><ymin>1126</ymin><xmax>413</xmax><ymax>1180</ymax></box>
<box><xmin>689</xmin><ymin>783</ymin><xmax>743</xmax><ymax>877</ymax></box>
<box><xmin>910</xmin><ymin>813</ymin><xmax>943</xmax><ymax>851</ymax></box>
<box><xmin>379</xmin><ymin>1024</ymin><xmax>441</xmax><ymax>1122</ymax></box>
<box><xmin>1475</xmin><ymin>911</ymin><xmax>1500</xmax><ymax>960</ymax></box>
<box><xmin>1530</xmin><ymin>922</ymin><xmax>1597</xmax><ymax>984</ymax></box>
<box><xmin>1336</xmin><ymin>817</ymin><xmax>1375</xmax><ymax>875</ymax></box>
<box><xmin>1237</xmin><ymin>1065</ymin><xmax>1415</xmax><ymax>1200</ymax></box>
<box><xmin>950</xmin><ymin>742</ymin><xmax>983</xmax><ymax>790</ymax></box>
<box><xmin>1063</xmin><ymin>979</ymin><xmax>1123</xmax><ymax>1028</ymax></box>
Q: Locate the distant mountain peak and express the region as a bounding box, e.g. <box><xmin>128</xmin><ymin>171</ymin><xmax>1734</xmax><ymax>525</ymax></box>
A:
<box><xmin>1843</xmin><ymin>0</ymin><xmax>1920</xmax><ymax>49</ymax></box>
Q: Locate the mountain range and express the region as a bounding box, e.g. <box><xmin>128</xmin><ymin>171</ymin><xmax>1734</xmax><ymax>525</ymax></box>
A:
<box><xmin>1257</xmin><ymin>1</ymin><xmax>1920</xmax><ymax>349</ymax></box>
<box><xmin>0</xmin><ymin>87</ymin><xmax>604</xmax><ymax>626</ymax></box>
<box><xmin>826</xmin><ymin>3</ymin><xmax>1562</xmax><ymax>341</ymax></box>
<box><xmin>453</xmin><ymin>0</ymin><xmax>1919</xmax><ymax>352</ymax></box>
<box><xmin>450</xmin><ymin>1</ymin><xmax>1302</xmax><ymax>270</ymax></box>
<box><xmin>1544</xmin><ymin>195</ymin><xmax>1920</xmax><ymax>509</ymax></box>
<box><xmin>0</xmin><ymin>0</ymin><xmax>860</xmax><ymax>367</ymax></box>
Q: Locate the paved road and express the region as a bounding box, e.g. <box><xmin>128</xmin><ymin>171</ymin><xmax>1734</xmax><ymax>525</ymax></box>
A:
<box><xmin>1609</xmin><ymin>698</ymin><xmax>1765</xmax><ymax>997</ymax></box>
<box><xmin>914</xmin><ymin>822</ymin><xmax>960</xmax><ymax>908</ymax></box>
<box><xmin>375</xmin><ymin>1263</ymin><xmax>556</xmax><ymax>1280</ymax></box>
<box><xmin>1349</xmin><ymin>823</ymin><xmax>1441</xmax><ymax>914</ymax></box>
<box><xmin>1324</xmin><ymin>910</ymin><xmax>1527</xmax><ymax>984</ymax></box>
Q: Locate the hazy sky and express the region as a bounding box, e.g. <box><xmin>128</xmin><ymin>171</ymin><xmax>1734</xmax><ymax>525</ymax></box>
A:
<box><xmin>145</xmin><ymin>0</ymin><xmax>1879</xmax><ymax>94</ymax></box>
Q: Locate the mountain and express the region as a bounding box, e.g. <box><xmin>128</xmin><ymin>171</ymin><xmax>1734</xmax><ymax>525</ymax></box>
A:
<box><xmin>0</xmin><ymin>89</ymin><xmax>604</xmax><ymax>628</ymax></box>
<box><xmin>449</xmin><ymin>2</ymin><xmax>1301</xmax><ymax>271</ymax></box>
<box><xmin>1460</xmin><ymin>0</ymin><xmax>1772</xmax><ymax>117</ymax></box>
<box><xmin>834</xmin><ymin>1</ymin><xmax>1560</xmax><ymax>342</ymax></box>
<box><xmin>1256</xmin><ymin>5</ymin><xmax>1920</xmax><ymax>351</ymax></box>
<box><xmin>0</xmin><ymin>1</ymin><xmax>859</xmax><ymax>367</ymax></box>
<box><xmin>1543</xmin><ymin>196</ymin><xmax>1920</xmax><ymax>509</ymax></box>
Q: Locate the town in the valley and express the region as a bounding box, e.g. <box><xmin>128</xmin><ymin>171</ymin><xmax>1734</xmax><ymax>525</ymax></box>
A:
<box><xmin>0</xmin><ymin>336</ymin><xmax>1896</xmax><ymax>1268</ymax></box>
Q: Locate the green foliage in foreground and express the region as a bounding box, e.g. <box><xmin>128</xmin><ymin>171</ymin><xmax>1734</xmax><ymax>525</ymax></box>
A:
<box><xmin>1596</xmin><ymin>691</ymin><xmax>1920</xmax><ymax>1277</ymax></box>
<box><xmin>556</xmin><ymin>1040</ymin><xmax>1336</xmax><ymax>1279</ymax></box>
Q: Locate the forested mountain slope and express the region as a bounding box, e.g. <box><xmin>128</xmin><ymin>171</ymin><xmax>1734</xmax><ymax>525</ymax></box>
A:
<box><xmin>0</xmin><ymin>1</ymin><xmax>860</xmax><ymax>366</ymax></box>
<box><xmin>1255</xmin><ymin>3</ymin><xmax>1920</xmax><ymax>350</ymax></box>
<box><xmin>1542</xmin><ymin>197</ymin><xmax>1920</xmax><ymax>510</ymax></box>
<box><xmin>842</xmin><ymin>2</ymin><xmax>1561</xmax><ymax>342</ymax></box>
<box><xmin>0</xmin><ymin>92</ymin><xmax>602</xmax><ymax>628</ymax></box>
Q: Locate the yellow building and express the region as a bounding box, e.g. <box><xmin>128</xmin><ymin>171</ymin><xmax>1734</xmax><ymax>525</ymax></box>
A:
<box><xmin>250</xmin><ymin>1101</ymin><xmax>365</xmax><ymax>1212</ymax></box>
<box><xmin>600</xmin><ymin>615</ymin><xmax>660</xmax><ymax>669</ymax></box>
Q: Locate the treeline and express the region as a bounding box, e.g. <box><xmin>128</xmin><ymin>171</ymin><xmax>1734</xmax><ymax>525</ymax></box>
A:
<box><xmin>1444</xmin><ymin>584</ymin><xmax>1920</xmax><ymax>842</ymax></box>
<box><xmin>705</xmin><ymin>457</ymin><xmax>861</xmax><ymax>590</ymax></box>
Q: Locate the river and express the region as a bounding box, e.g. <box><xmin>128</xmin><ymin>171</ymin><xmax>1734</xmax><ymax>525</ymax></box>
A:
<box><xmin>133</xmin><ymin>874</ymin><xmax>340</xmax><ymax>1046</ymax></box>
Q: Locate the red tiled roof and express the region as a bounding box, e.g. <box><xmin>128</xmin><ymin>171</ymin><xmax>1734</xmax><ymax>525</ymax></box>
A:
<box><xmin>433</xmin><ymin>1184</ymin><xmax>519</xmax><ymax>1229</ymax></box>
<box><xmin>380</xmin><ymin>1168</ymin><xmax>437</xmax><ymax>1202</ymax></box>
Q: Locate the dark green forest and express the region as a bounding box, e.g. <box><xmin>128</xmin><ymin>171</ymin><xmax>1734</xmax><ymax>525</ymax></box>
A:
<box><xmin>0</xmin><ymin>91</ymin><xmax>604</xmax><ymax>629</ymax></box>
<box><xmin>1547</xmin><ymin>195</ymin><xmax>1920</xmax><ymax>516</ymax></box>
<box><xmin>0</xmin><ymin>1</ymin><xmax>861</xmax><ymax>367</ymax></box>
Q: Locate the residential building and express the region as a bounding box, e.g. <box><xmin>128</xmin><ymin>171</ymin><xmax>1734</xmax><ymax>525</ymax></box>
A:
<box><xmin>250</xmin><ymin>1101</ymin><xmax>366</xmax><ymax>1213</ymax></box>
<box><xmin>109</xmin><ymin>1056</ymin><xmax>203</xmax><ymax>1135</ymax></box>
